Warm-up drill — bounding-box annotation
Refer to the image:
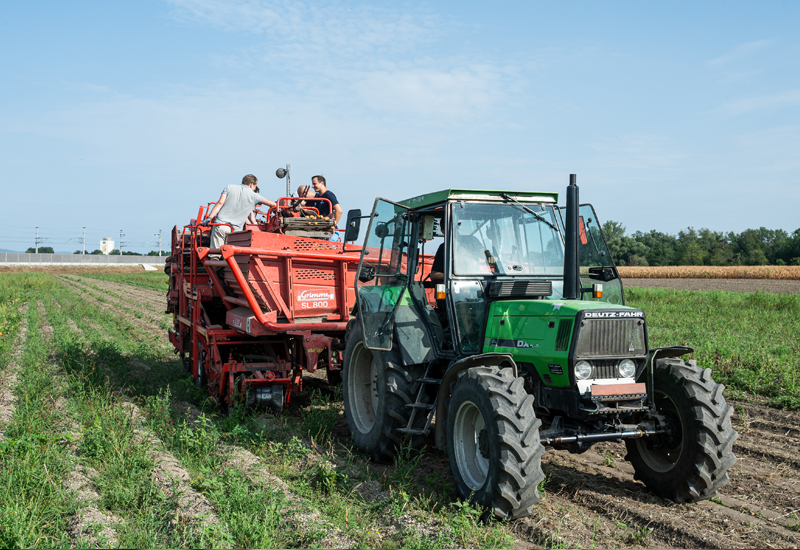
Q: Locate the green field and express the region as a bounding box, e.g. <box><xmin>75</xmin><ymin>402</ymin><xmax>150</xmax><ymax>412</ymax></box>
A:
<box><xmin>0</xmin><ymin>273</ymin><xmax>511</xmax><ymax>548</ymax></box>
<box><xmin>626</xmin><ymin>287</ymin><xmax>800</xmax><ymax>409</ymax></box>
<box><xmin>79</xmin><ymin>271</ymin><xmax>168</xmax><ymax>292</ymax></box>
<box><xmin>1</xmin><ymin>274</ymin><xmax>798</xmax><ymax>548</ymax></box>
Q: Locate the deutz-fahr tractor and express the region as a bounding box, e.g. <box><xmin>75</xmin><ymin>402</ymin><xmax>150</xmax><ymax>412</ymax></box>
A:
<box><xmin>341</xmin><ymin>175</ymin><xmax>738</xmax><ymax>519</ymax></box>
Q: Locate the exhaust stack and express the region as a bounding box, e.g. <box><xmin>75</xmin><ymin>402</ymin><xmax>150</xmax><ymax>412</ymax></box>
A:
<box><xmin>563</xmin><ymin>174</ymin><xmax>580</xmax><ymax>300</ymax></box>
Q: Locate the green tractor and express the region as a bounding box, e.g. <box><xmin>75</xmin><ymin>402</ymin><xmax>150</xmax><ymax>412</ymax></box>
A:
<box><xmin>341</xmin><ymin>175</ymin><xmax>738</xmax><ymax>519</ymax></box>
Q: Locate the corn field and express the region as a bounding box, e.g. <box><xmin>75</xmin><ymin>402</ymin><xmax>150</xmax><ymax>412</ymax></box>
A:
<box><xmin>617</xmin><ymin>265</ymin><xmax>800</xmax><ymax>279</ymax></box>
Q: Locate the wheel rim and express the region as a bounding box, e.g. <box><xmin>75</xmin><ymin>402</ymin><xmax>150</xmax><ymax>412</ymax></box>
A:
<box><xmin>635</xmin><ymin>390</ymin><xmax>685</xmax><ymax>472</ymax></box>
<box><xmin>347</xmin><ymin>342</ymin><xmax>378</xmax><ymax>434</ymax></box>
<box><xmin>453</xmin><ymin>400</ymin><xmax>490</xmax><ymax>490</ymax></box>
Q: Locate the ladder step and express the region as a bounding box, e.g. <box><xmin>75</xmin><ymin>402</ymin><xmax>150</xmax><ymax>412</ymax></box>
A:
<box><xmin>406</xmin><ymin>402</ymin><xmax>434</xmax><ymax>410</ymax></box>
<box><xmin>417</xmin><ymin>378</ymin><xmax>441</xmax><ymax>384</ymax></box>
<box><xmin>397</xmin><ymin>428</ymin><xmax>428</xmax><ymax>435</ymax></box>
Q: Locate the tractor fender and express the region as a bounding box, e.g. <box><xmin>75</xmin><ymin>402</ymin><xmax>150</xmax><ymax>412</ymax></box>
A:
<box><xmin>644</xmin><ymin>346</ymin><xmax>694</xmax><ymax>409</ymax></box>
<box><xmin>434</xmin><ymin>353</ymin><xmax>517</xmax><ymax>450</ymax></box>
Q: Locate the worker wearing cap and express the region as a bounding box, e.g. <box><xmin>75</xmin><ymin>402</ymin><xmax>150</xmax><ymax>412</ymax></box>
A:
<box><xmin>203</xmin><ymin>174</ymin><xmax>276</xmax><ymax>249</ymax></box>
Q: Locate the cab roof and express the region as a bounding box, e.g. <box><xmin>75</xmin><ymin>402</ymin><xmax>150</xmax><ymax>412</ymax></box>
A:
<box><xmin>398</xmin><ymin>189</ymin><xmax>559</xmax><ymax>210</ymax></box>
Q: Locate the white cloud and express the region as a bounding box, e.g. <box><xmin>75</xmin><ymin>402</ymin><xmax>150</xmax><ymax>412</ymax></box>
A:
<box><xmin>165</xmin><ymin>0</ymin><xmax>519</xmax><ymax>120</ymax></box>
<box><xmin>354</xmin><ymin>66</ymin><xmax>507</xmax><ymax>117</ymax></box>
<box><xmin>587</xmin><ymin>134</ymin><xmax>688</xmax><ymax>170</ymax></box>
<box><xmin>717</xmin><ymin>89</ymin><xmax>800</xmax><ymax>117</ymax></box>
<box><xmin>167</xmin><ymin>0</ymin><xmax>439</xmax><ymax>65</ymax></box>
<box><xmin>706</xmin><ymin>39</ymin><xmax>774</xmax><ymax>67</ymax></box>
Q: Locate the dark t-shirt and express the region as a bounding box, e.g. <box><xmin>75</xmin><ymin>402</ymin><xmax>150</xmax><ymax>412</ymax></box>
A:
<box><xmin>432</xmin><ymin>243</ymin><xmax>444</xmax><ymax>273</ymax></box>
<box><xmin>317</xmin><ymin>190</ymin><xmax>339</xmax><ymax>218</ymax></box>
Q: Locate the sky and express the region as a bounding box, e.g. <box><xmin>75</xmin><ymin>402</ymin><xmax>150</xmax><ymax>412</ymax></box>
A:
<box><xmin>1</xmin><ymin>0</ymin><xmax>799</xmax><ymax>253</ymax></box>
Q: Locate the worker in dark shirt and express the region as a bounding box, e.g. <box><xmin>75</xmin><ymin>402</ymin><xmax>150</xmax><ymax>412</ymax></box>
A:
<box><xmin>310</xmin><ymin>175</ymin><xmax>342</xmax><ymax>225</ymax></box>
<box><xmin>431</xmin><ymin>243</ymin><xmax>445</xmax><ymax>282</ymax></box>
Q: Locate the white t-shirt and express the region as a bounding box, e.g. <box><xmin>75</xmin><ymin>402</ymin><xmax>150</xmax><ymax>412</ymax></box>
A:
<box><xmin>215</xmin><ymin>185</ymin><xmax>268</xmax><ymax>231</ymax></box>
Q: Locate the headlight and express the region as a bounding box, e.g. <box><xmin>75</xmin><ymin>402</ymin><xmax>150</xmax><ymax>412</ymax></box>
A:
<box><xmin>618</xmin><ymin>359</ymin><xmax>636</xmax><ymax>378</ymax></box>
<box><xmin>575</xmin><ymin>360</ymin><xmax>592</xmax><ymax>380</ymax></box>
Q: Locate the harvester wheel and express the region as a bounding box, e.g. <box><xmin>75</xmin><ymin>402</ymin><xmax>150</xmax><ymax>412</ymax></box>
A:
<box><xmin>195</xmin><ymin>341</ymin><xmax>207</xmax><ymax>388</ymax></box>
<box><xmin>342</xmin><ymin>321</ymin><xmax>429</xmax><ymax>462</ymax></box>
<box><xmin>625</xmin><ymin>358</ymin><xmax>738</xmax><ymax>502</ymax></box>
<box><xmin>446</xmin><ymin>366</ymin><xmax>545</xmax><ymax>519</ymax></box>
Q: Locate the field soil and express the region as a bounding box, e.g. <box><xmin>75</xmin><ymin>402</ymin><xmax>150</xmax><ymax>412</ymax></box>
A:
<box><xmin>32</xmin><ymin>274</ymin><xmax>797</xmax><ymax>549</ymax></box>
<box><xmin>623</xmin><ymin>277</ymin><xmax>800</xmax><ymax>294</ymax></box>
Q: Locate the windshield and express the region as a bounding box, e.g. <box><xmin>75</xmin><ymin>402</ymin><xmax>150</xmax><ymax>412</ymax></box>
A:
<box><xmin>451</xmin><ymin>202</ymin><xmax>564</xmax><ymax>276</ymax></box>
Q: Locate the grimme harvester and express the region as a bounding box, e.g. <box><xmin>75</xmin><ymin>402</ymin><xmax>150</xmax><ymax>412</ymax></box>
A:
<box><xmin>165</xmin><ymin>195</ymin><xmax>395</xmax><ymax>410</ymax></box>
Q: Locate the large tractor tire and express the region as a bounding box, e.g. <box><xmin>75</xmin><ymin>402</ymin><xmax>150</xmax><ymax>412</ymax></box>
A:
<box><xmin>625</xmin><ymin>358</ymin><xmax>738</xmax><ymax>502</ymax></box>
<box><xmin>342</xmin><ymin>320</ymin><xmax>429</xmax><ymax>463</ymax></box>
<box><xmin>445</xmin><ymin>366</ymin><xmax>545</xmax><ymax>519</ymax></box>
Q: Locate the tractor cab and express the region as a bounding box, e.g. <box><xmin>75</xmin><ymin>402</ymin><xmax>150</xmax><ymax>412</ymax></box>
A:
<box><xmin>351</xmin><ymin>188</ymin><xmax>625</xmax><ymax>362</ymax></box>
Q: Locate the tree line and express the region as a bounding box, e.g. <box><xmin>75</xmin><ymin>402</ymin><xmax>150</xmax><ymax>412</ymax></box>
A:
<box><xmin>601</xmin><ymin>222</ymin><xmax>800</xmax><ymax>266</ymax></box>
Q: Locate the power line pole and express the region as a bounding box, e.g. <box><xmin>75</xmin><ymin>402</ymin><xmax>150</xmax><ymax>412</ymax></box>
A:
<box><xmin>158</xmin><ymin>230</ymin><xmax>162</xmax><ymax>256</ymax></box>
<box><xmin>119</xmin><ymin>230</ymin><xmax>124</xmax><ymax>255</ymax></box>
<box><xmin>34</xmin><ymin>227</ymin><xmax>46</xmax><ymax>253</ymax></box>
<box><xmin>82</xmin><ymin>227</ymin><xmax>86</xmax><ymax>255</ymax></box>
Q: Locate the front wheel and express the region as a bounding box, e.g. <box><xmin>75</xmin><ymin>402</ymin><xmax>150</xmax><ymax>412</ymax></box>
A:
<box><xmin>626</xmin><ymin>358</ymin><xmax>738</xmax><ymax>502</ymax></box>
<box><xmin>342</xmin><ymin>320</ymin><xmax>429</xmax><ymax>462</ymax></box>
<box><xmin>446</xmin><ymin>366</ymin><xmax>545</xmax><ymax>519</ymax></box>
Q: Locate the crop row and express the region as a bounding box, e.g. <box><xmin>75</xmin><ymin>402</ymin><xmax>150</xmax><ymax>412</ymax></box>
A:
<box><xmin>617</xmin><ymin>265</ymin><xmax>800</xmax><ymax>279</ymax></box>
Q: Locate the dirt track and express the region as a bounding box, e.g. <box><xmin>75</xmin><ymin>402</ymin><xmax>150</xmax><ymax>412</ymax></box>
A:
<box><xmin>49</xmin><ymin>275</ymin><xmax>799</xmax><ymax>549</ymax></box>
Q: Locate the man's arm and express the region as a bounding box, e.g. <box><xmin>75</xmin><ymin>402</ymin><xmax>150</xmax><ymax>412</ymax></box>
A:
<box><xmin>258</xmin><ymin>197</ymin><xmax>277</xmax><ymax>208</ymax></box>
<box><xmin>333</xmin><ymin>204</ymin><xmax>343</xmax><ymax>224</ymax></box>
<box><xmin>205</xmin><ymin>193</ymin><xmax>227</xmax><ymax>220</ymax></box>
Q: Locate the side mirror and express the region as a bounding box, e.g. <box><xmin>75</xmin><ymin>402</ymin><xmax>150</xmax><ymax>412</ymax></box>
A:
<box><xmin>344</xmin><ymin>209</ymin><xmax>362</xmax><ymax>242</ymax></box>
<box><xmin>588</xmin><ymin>266</ymin><xmax>616</xmax><ymax>281</ymax></box>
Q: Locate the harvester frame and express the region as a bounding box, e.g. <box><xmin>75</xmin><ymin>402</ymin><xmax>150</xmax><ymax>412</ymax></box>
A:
<box><xmin>166</xmin><ymin>198</ymin><xmax>362</xmax><ymax>411</ymax></box>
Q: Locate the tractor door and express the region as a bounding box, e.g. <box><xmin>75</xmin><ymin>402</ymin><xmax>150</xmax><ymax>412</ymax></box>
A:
<box><xmin>561</xmin><ymin>204</ymin><xmax>625</xmax><ymax>304</ymax></box>
<box><xmin>356</xmin><ymin>198</ymin><xmax>414</xmax><ymax>350</ymax></box>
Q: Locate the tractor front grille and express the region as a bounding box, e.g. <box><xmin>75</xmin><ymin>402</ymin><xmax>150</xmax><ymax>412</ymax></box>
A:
<box><xmin>574</xmin><ymin>319</ymin><xmax>646</xmax><ymax>358</ymax></box>
<box><xmin>591</xmin><ymin>359</ymin><xmax>620</xmax><ymax>379</ymax></box>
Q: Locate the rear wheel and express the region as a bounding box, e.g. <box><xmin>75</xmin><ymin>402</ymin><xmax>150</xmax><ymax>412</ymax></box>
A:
<box><xmin>626</xmin><ymin>358</ymin><xmax>738</xmax><ymax>502</ymax></box>
<box><xmin>446</xmin><ymin>366</ymin><xmax>545</xmax><ymax>519</ymax></box>
<box><xmin>342</xmin><ymin>320</ymin><xmax>429</xmax><ymax>462</ymax></box>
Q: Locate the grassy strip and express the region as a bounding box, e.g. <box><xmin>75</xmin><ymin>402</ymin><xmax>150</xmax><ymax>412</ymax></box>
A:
<box><xmin>0</xmin><ymin>299</ymin><xmax>76</xmax><ymax>548</ymax></box>
<box><xmin>43</xmin><ymin>286</ymin><xmax>231</xmax><ymax>548</ymax></box>
<box><xmin>79</xmin><ymin>271</ymin><xmax>168</xmax><ymax>292</ymax></box>
<box><xmin>48</xmin><ymin>283</ymin><xmax>301</xmax><ymax>547</ymax></box>
<box><xmin>627</xmin><ymin>287</ymin><xmax>800</xmax><ymax>408</ymax></box>
<box><xmin>57</xmin><ymin>276</ymin><xmax>170</xmax><ymax>331</ymax></box>
<box><xmin>52</xmin><ymin>277</ymin><xmax>514</xmax><ymax>548</ymax></box>
<box><xmin>0</xmin><ymin>274</ymin><xmax>58</xmax><ymax>371</ymax></box>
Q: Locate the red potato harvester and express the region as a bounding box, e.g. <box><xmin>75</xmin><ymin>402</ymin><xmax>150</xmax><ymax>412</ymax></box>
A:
<box><xmin>165</xmin><ymin>196</ymin><xmax>435</xmax><ymax>411</ymax></box>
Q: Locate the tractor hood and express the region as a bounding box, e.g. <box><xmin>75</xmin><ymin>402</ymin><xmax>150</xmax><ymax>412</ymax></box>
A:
<box><xmin>483</xmin><ymin>300</ymin><xmax>647</xmax><ymax>388</ymax></box>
